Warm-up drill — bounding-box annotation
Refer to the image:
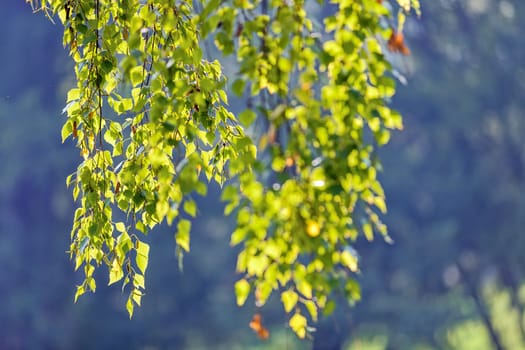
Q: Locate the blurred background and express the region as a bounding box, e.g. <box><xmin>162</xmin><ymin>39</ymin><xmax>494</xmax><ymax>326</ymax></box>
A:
<box><xmin>1</xmin><ymin>1</ymin><xmax>524</xmax><ymax>349</ymax></box>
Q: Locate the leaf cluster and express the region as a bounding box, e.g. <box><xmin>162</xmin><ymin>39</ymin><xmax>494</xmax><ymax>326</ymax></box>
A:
<box><xmin>31</xmin><ymin>0</ymin><xmax>418</xmax><ymax>337</ymax></box>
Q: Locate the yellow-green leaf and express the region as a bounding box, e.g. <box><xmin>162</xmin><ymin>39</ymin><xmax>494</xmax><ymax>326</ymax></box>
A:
<box><xmin>289</xmin><ymin>312</ymin><xmax>307</xmax><ymax>339</ymax></box>
<box><xmin>61</xmin><ymin>121</ymin><xmax>72</xmax><ymax>143</ymax></box>
<box><xmin>126</xmin><ymin>297</ymin><xmax>134</xmax><ymax>319</ymax></box>
<box><xmin>340</xmin><ymin>250</ymin><xmax>359</xmax><ymax>272</ymax></box>
<box><xmin>304</xmin><ymin>300</ymin><xmax>318</xmax><ymax>322</ymax></box>
<box><xmin>115</xmin><ymin>222</ymin><xmax>126</xmax><ymax>233</ymax></box>
<box><xmin>176</xmin><ymin>219</ymin><xmax>191</xmax><ymax>252</ymax></box>
<box><xmin>135</xmin><ymin>241</ymin><xmax>150</xmax><ymax>274</ymax></box>
<box><xmin>297</xmin><ymin>280</ymin><xmax>313</xmax><ymax>299</ymax></box>
<box><xmin>234</xmin><ymin>278</ymin><xmax>251</xmax><ymax>306</ymax></box>
<box><xmin>132</xmin><ymin>289</ymin><xmax>142</xmax><ymax>306</ymax></box>
<box><xmin>255</xmin><ymin>282</ymin><xmax>272</xmax><ymax>307</ymax></box>
<box><xmin>129</xmin><ymin>66</ymin><xmax>143</xmax><ymax>86</ymax></box>
<box><xmin>239</xmin><ymin>109</ymin><xmax>256</xmax><ymax>127</ymax></box>
<box><xmin>323</xmin><ymin>300</ymin><xmax>336</xmax><ymax>317</ymax></box>
<box><xmin>108</xmin><ymin>259</ymin><xmax>123</xmax><ymax>285</ymax></box>
<box><xmin>74</xmin><ymin>284</ymin><xmax>85</xmax><ymax>303</ymax></box>
<box><xmin>183</xmin><ymin>199</ymin><xmax>197</xmax><ymax>218</ymax></box>
<box><xmin>231</xmin><ymin>78</ymin><xmax>245</xmax><ymax>96</ymax></box>
<box><xmin>363</xmin><ymin>222</ymin><xmax>374</xmax><ymax>241</ymax></box>
<box><xmin>133</xmin><ymin>273</ymin><xmax>145</xmax><ymax>289</ymax></box>
<box><xmin>281</xmin><ymin>290</ymin><xmax>298</xmax><ymax>313</ymax></box>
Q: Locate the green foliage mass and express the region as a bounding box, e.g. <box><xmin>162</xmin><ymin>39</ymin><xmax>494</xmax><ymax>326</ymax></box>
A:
<box><xmin>30</xmin><ymin>0</ymin><xmax>418</xmax><ymax>337</ymax></box>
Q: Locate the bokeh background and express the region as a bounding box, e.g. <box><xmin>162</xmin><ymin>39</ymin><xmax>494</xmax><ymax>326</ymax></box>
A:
<box><xmin>1</xmin><ymin>1</ymin><xmax>524</xmax><ymax>349</ymax></box>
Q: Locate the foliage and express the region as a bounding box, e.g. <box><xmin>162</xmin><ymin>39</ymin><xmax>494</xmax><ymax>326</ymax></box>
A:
<box><xmin>29</xmin><ymin>0</ymin><xmax>418</xmax><ymax>337</ymax></box>
<box><xmin>5</xmin><ymin>0</ymin><xmax>525</xmax><ymax>348</ymax></box>
<box><xmin>340</xmin><ymin>1</ymin><xmax>525</xmax><ymax>348</ymax></box>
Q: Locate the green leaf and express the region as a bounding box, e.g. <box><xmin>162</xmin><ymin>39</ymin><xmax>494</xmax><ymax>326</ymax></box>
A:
<box><xmin>89</xmin><ymin>279</ymin><xmax>98</xmax><ymax>293</ymax></box>
<box><xmin>340</xmin><ymin>250</ymin><xmax>359</xmax><ymax>272</ymax></box>
<box><xmin>363</xmin><ymin>221</ymin><xmax>374</xmax><ymax>241</ymax></box>
<box><xmin>231</xmin><ymin>79</ymin><xmax>245</xmax><ymax>96</ymax></box>
<box><xmin>115</xmin><ymin>222</ymin><xmax>126</xmax><ymax>233</ymax></box>
<box><xmin>281</xmin><ymin>290</ymin><xmax>298</xmax><ymax>313</ymax></box>
<box><xmin>133</xmin><ymin>274</ymin><xmax>145</xmax><ymax>290</ymax></box>
<box><xmin>239</xmin><ymin>109</ymin><xmax>257</xmax><ymax>127</ymax></box>
<box><xmin>129</xmin><ymin>66</ymin><xmax>143</xmax><ymax>86</ymax></box>
<box><xmin>304</xmin><ymin>300</ymin><xmax>318</xmax><ymax>322</ymax></box>
<box><xmin>126</xmin><ymin>296</ymin><xmax>134</xmax><ymax>319</ymax></box>
<box><xmin>74</xmin><ymin>284</ymin><xmax>85</xmax><ymax>303</ymax></box>
<box><xmin>67</xmin><ymin>88</ymin><xmax>80</xmax><ymax>102</ymax></box>
<box><xmin>132</xmin><ymin>289</ymin><xmax>143</xmax><ymax>306</ymax></box>
<box><xmin>135</xmin><ymin>241</ymin><xmax>150</xmax><ymax>274</ymax></box>
<box><xmin>247</xmin><ymin>255</ymin><xmax>269</xmax><ymax>277</ymax></box>
<box><xmin>183</xmin><ymin>199</ymin><xmax>197</xmax><ymax>217</ymax></box>
<box><xmin>61</xmin><ymin>121</ymin><xmax>72</xmax><ymax>143</ymax></box>
<box><xmin>255</xmin><ymin>281</ymin><xmax>273</xmax><ymax>307</ymax></box>
<box><xmin>136</xmin><ymin>221</ymin><xmax>147</xmax><ymax>234</ymax></box>
<box><xmin>376</xmin><ymin>129</ymin><xmax>391</xmax><ymax>146</ymax></box>
<box><xmin>117</xmin><ymin>232</ymin><xmax>133</xmax><ymax>255</ymax></box>
<box><xmin>220</xmin><ymin>184</ymin><xmax>238</xmax><ymax>202</ymax></box>
<box><xmin>323</xmin><ymin>300</ymin><xmax>336</xmax><ymax>316</ymax></box>
<box><xmin>297</xmin><ymin>280</ymin><xmax>313</xmax><ymax>299</ymax></box>
<box><xmin>289</xmin><ymin>312</ymin><xmax>307</xmax><ymax>339</ymax></box>
<box><xmin>234</xmin><ymin>278</ymin><xmax>251</xmax><ymax>306</ymax></box>
<box><xmin>230</xmin><ymin>227</ymin><xmax>248</xmax><ymax>246</ymax></box>
<box><xmin>108</xmin><ymin>259</ymin><xmax>124</xmax><ymax>285</ymax></box>
<box><xmin>176</xmin><ymin>219</ymin><xmax>191</xmax><ymax>252</ymax></box>
<box><xmin>65</xmin><ymin>173</ymin><xmax>74</xmax><ymax>188</ymax></box>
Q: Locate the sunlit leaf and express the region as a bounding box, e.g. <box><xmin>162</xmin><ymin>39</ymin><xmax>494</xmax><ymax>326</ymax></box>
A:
<box><xmin>235</xmin><ymin>278</ymin><xmax>251</xmax><ymax>306</ymax></box>
<box><xmin>135</xmin><ymin>241</ymin><xmax>150</xmax><ymax>275</ymax></box>
<box><xmin>340</xmin><ymin>250</ymin><xmax>359</xmax><ymax>272</ymax></box>
<box><xmin>363</xmin><ymin>222</ymin><xmax>374</xmax><ymax>241</ymax></box>
<box><xmin>289</xmin><ymin>312</ymin><xmax>307</xmax><ymax>339</ymax></box>
<box><xmin>115</xmin><ymin>222</ymin><xmax>126</xmax><ymax>233</ymax></box>
<box><xmin>281</xmin><ymin>290</ymin><xmax>298</xmax><ymax>313</ymax></box>
<box><xmin>183</xmin><ymin>200</ymin><xmax>197</xmax><ymax>218</ymax></box>
<box><xmin>108</xmin><ymin>259</ymin><xmax>123</xmax><ymax>286</ymax></box>
<box><xmin>304</xmin><ymin>300</ymin><xmax>318</xmax><ymax>322</ymax></box>
<box><xmin>37</xmin><ymin>0</ymin><xmax>418</xmax><ymax>328</ymax></box>
<box><xmin>126</xmin><ymin>296</ymin><xmax>134</xmax><ymax>319</ymax></box>
<box><xmin>176</xmin><ymin>219</ymin><xmax>191</xmax><ymax>252</ymax></box>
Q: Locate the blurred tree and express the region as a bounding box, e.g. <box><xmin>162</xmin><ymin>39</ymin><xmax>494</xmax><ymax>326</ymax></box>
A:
<box><xmin>29</xmin><ymin>0</ymin><xmax>419</xmax><ymax>339</ymax></box>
